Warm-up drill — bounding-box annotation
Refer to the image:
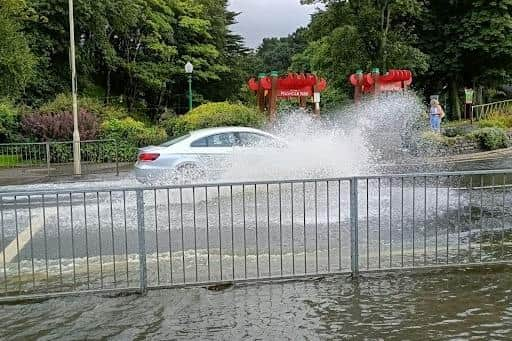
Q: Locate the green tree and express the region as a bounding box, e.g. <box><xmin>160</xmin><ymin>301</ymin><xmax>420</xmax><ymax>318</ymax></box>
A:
<box><xmin>294</xmin><ymin>0</ymin><xmax>428</xmax><ymax>106</ymax></box>
<box><xmin>0</xmin><ymin>0</ymin><xmax>37</xmax><ymax>99</ymax></box>
<box><xmin>418</xmin><ymin>0</ymin><xmax>512</xmax><ymax>119</ymax></box>
<box><xmin>252</xmin><ymin>28</ymin><xmax>308</xmax><ymax>74</ymax></box>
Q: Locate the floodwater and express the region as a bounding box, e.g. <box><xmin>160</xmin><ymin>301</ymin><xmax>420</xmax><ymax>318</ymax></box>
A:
<box><xmin>1</xmin><ymin>265</ymin><xmax>511</xmax><ymax>340</ymax></box>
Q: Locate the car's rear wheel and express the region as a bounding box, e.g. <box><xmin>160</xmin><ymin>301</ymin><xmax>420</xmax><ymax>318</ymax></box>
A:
<box><xmin>173</xmin><ymin>163</ymin><xmax>205</xmax><ymax>184</ymax></box>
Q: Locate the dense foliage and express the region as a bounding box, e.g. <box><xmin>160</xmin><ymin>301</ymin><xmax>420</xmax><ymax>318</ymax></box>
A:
<box><xmin>0</xmin><ymin>0</ymin><xmax>37</xmax><ymax>99</ymax></box>
<box><xmin>1</xmin><ymin>0</ymin><xmax>246</xmax><ymax>115</ymax></box>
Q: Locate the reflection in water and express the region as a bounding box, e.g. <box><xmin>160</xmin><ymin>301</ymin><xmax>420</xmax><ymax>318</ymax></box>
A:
<box><xmin>1</xmin><ymin>266</ymin><xmax>511</xmax><ymax>339</ymax></box>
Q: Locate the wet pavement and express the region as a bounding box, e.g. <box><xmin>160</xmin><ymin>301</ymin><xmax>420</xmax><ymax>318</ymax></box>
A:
<box><xmin>0</xmin><ymin>266</ymin><xmax>511</xmax><ymax>340</ymax></box>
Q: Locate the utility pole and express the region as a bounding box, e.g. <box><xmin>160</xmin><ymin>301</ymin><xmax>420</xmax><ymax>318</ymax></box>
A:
<box><xmin>68</xmin><ymin>0</ymin><xmax>81</xmax><ymax>176</ymax></box>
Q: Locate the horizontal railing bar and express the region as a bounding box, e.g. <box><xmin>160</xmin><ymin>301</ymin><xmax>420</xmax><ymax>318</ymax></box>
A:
<box><xmin>0</xmin><ymin>139</ymin><xmax>116</xmax><ymax>147</ymax></box>
<box><xmin>1</xmin><ymin>168</ymin><xmax>511</xmax><ymax>196</ymax></box>
<box><xmin>472</xmin><ymin>99</ymin><xmax>512</xmax><ymax>109</ymax></box>
<box><xmin>146</xmin><ymin>271</ymin><xmax>352</xmax><ymax>291</ymax></box>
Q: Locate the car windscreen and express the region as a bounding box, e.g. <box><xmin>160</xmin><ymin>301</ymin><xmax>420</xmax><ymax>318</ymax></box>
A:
<box><xmin>159</xmin><ymin>134</ymin><xmax>190</xmax><ymax>147</ymax></box>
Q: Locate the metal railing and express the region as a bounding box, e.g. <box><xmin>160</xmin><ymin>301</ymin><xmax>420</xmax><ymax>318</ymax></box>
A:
<box><xmin>0</xmin><ymin>139</ymin><xmax>120</xmax><ymax>182</ymax></box>
<box><xmin>472</xmin><ymin>99</ymin><xmax>512</xmax><ymax>121</ymax></box>
<box><xmin>0</xmin><ymin>169</ymin><xmax>511</xmax><ymax>303</ymax></box>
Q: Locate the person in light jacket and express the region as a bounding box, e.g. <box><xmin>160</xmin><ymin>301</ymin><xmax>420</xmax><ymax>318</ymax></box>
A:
<box><xmin>429</xmin><ymin>99</ymin><xmax>445</xmax><ymax>133</ymax></box>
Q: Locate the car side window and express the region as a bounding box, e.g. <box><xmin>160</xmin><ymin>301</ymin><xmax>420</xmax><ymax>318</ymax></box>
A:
<box><xmin>191</xmin><ymin>133</ymin><xmax>236</xmax><ymax>147</ymax></box>
<box><xmin>191</xmin><ymin>137</ymin><xmax>207</xmax><ymax>147</ymax></box>
<box><xmin>238</xmin><ymin>132</ymin><xmax>272</xmax><ymax>147</ymax></box>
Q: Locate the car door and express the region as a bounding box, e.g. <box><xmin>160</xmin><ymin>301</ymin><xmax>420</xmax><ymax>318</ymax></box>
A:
<box><xmin>190</xmin><ymin>132</ymin><xmax>236</xmax><ymax>173</ymax></box>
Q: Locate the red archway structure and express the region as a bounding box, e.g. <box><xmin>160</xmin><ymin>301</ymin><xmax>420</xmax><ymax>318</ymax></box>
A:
<box><xmin>248</xmin><ymin>72</ymin><xmax>327</xmax><ymax>120</ymax></box>
<box><xmin>349</xmin><ymin>68</ymin><xmax>412</xmax><ymax>104</ymax></box>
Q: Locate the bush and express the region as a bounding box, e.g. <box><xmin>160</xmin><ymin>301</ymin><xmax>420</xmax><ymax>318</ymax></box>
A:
<box><xmin>163</xmin><ymin>102</ymin><xmax>265</xmax><ymax>137</ymax></box>
<box><xmin>470</xmin><ymin>127</ymin><xmax>509</xmax><ymax>150</ymax></box>
<box><xmin>444</xmin><ymin>126</ymin><xmax>465</xmax><ymax>138</ymax></box>
<box><xmin>100</xmin><ymin>118</ymin><xmax>168</xmax><ymax>161</ymax></box>
<box><xmin>101</xmin><ymin>117</ymin><xmax>167</xmax><ymax>146</ymax></box>
<box><xmin>0</xmin><ymin>100</ymin><xmax>21</xmax><ymax>142</ymax></box>
<box><xmin>22</xmin><ymin>109</ymin><xmax>99</xmax><ymax>141</ymax></box>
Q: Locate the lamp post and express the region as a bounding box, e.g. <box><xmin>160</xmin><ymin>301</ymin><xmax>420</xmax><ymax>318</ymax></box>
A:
<box><xmin>68</xmin><ymin>0</ymin><xmax>81</xmax><ymax>175</ymax></box>
<box><xmin>185</xmin><ymin>62</ymin><xmax>193</xmax><ymax>111</ymax></box>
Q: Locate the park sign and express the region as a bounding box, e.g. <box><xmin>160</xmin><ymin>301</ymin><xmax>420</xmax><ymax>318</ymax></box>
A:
<box><xmin>279</xmin><ymin>89</ymin><xmax>312</xmax><ymax>97</ymax></box>
<box><xmin>247</xmin><ymin>72</ymin><xmax>327</xmax><ymax>120</ymax></box>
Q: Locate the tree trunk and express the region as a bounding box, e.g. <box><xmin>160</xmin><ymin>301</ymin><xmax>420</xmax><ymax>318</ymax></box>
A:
<box><xmin>380</xmin><ymin>0</ymin><xmax>391</xmax><ymax>71</ymax></box>
<box><xmin>448</xmin><ymin>78</ymin><xmax>461</xmax><ymax>120</ymax></box>
<box><xmin>477</xmin><ymin>86</ymin><xmax>484</xmax><ymax>105</ymax></box>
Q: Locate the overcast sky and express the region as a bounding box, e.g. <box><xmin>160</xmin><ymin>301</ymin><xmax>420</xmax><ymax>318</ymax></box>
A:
<box><xmin>229</xmin><ymin>0</ymin><xmax>320</xmax><ymax>49</ymax></box>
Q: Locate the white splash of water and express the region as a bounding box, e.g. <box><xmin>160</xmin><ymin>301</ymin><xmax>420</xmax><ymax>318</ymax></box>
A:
<box><xmin>221</xmin><ymin>92</ymin><xmax>424</xmax><ymax>182</ymax></box>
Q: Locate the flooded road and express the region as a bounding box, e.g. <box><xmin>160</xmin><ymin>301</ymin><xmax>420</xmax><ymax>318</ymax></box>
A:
<box><xmin>1</xmin><ymin>265</ymin><xmax>511</xmax><ymax>340</ymax></box>
<box><xmin>1</xmin><ymin>155</ymin><xmax>512</xmax><ymax>339</ymax></box>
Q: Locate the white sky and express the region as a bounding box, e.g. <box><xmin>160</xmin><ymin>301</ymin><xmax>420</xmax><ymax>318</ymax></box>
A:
<box><xmin>229</xmin><ymin>0</ymin><xmax>319</xmax><ymax>48</ymax></box>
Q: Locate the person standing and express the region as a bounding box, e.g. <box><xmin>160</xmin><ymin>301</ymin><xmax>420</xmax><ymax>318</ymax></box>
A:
<box><xmin>464</xmin><ymin>87</ymin><xmax>474</xmax><ymax>120</ymax></box>
<box><xmin>429</xmin><ymin>99</ymin><xmax>445</xmax><ymax>133</ymax></box>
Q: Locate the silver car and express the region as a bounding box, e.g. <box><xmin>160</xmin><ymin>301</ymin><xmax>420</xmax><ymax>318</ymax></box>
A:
<box><xmin>134</xmin><ymin>126</ymin><xmax>283</xmax><ymax>184</ymax></box>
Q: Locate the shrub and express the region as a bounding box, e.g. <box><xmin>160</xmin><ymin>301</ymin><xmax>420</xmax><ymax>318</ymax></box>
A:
<box><xmin>101</xmin><ymin>117</ymin><xmax>167</xmax><ymax>146</ymax></box>
<box><xmin>163</xmin><ymin>102</ymin><xmax>265</xmax><ymax>137</ymax></box>
<box><xmin>22</xmin><ymin>109</ymin><xmax>99</xmax><ymax>141</ymax></box>
<box><xmin>0</xmin><ymin>100</ymin><xmax>21</xmax><ymax>142</ymax></box>
<box><xmin>100</xmin><ymin>118</ymin><xmax>168</xmax><ymax>161</ymax></box>
<box><xmin>470</xmin><ymin>127</ymin><xmax>508</xmax><ymax>151</ymax></box>
<box><xmin>444</xmin><ymin>126</ymin><xmax>465</xmax><ymax>138</ymax></box>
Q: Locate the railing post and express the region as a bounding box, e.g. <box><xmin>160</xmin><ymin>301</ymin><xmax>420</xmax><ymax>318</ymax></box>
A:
<box><xmin>45</xmin><ymin>142</ymin><xmax>51</xmax><ymax>177</ymax></box>
<box><xmin>115</xmin><ymin>140</ymin><xmax>119</xmax><ymax>176</ymax></box>
<box><xmin>349</xmin><ymin>178</ymin><xmax>359</xmax><ymax>277</ymax></box>
<box><xmin>136</xmin><ymin>189</ymin><xmax>147</xmax><ymax>293</ymax></box>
